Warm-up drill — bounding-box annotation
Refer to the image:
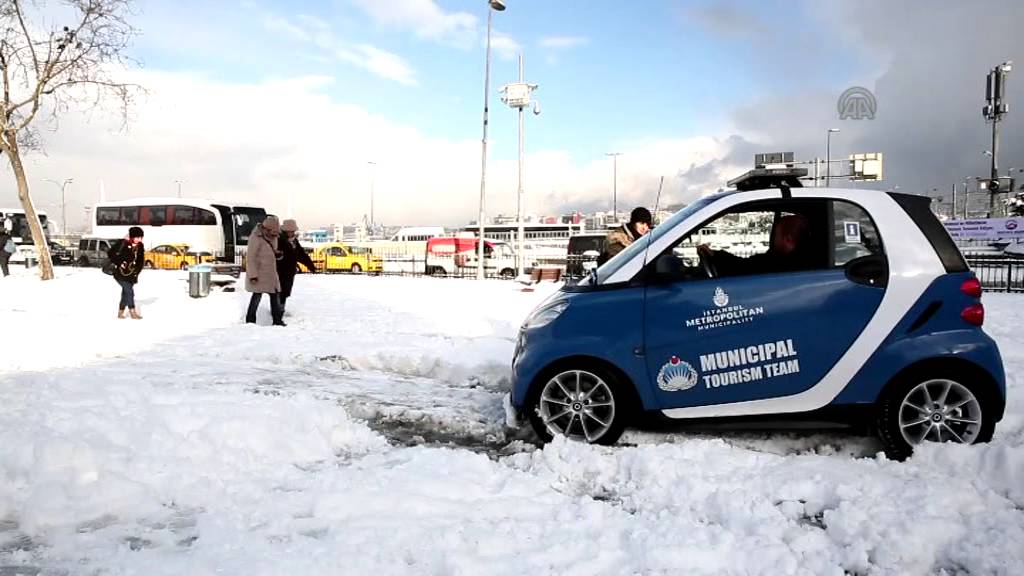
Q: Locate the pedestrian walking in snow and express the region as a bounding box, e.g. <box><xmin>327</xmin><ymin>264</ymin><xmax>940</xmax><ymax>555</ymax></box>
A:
<box><xmin>108</xmin><ymin>226</ymin><xmax>146</xmax><ymax>319</ymax></box>
<box><xmin>276</xmin><ymin>219</ymin><xmax>316</xmax><ymax>314</ymax></box>
<box><xmin>245</xmin><ymin>215</ymin><xmax>285</xmax><ymax>326</ymax></box>
<box><xmin>0</xmin><ymin>228</ymin><xmax>14</xmax><ymax>277</ymax></box>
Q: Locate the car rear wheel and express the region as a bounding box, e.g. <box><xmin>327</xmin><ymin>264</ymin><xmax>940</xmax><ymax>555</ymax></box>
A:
<box><xmin>527</xmin><ymin>366</ymin><xmax>628</xmax><ymax>445</ymax></box>
<box><xmin>877</xmin><ymin>375</ymin><xmax>995</xmax><ymax>461</ymax></box>
<box><xmin>499</xmin><ymin>268</ymin><xmax>515</xmax><ymax>280</ymax></box>
<box><xmin>179</xmin><ymin>262</ymin><xmax>189</xmax><ymax>270</ymax></box>
<box><xmin>144</xmin><ymin>260</ymin><xmax>154</xmax><ymax>269</ymax></box>
<box><xmin>350</xmin><ymin>263</ymin><xmax>362</xmax><ymax>274</ymax></box>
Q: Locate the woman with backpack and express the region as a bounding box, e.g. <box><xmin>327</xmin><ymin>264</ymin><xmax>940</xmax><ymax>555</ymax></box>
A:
<box><xmin>107</xmin><ymin>226</ymin><xmax>146</xmax><ymax>319</ymax></box>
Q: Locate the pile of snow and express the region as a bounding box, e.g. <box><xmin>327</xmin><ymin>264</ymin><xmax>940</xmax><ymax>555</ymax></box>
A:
<box><xmin>0</xmin><ymin>268</ymin><xmax>1021</xmax><ymax>574</ymax></box>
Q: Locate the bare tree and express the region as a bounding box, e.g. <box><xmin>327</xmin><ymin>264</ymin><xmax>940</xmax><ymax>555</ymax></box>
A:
<box><xmin>0</xmin><ymin>0</ymin><xmax>139</xmax><ymax>280</ymax></box>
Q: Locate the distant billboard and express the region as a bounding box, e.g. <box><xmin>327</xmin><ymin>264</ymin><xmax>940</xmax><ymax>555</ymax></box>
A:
<box><xmin>943</xmin><ymin>217</ymin><xmax>1024</xmax><ymax>240</ymax></box>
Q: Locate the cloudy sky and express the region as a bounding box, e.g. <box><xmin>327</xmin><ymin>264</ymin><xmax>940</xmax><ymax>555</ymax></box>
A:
<box><xmin>3</xmin><ymin>0</ymin><xmax>1023</xmax><ymax>230</ymax></box>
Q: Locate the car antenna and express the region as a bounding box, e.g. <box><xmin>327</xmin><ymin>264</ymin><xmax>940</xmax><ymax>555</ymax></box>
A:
<box><xmin>642</xmin><ymin>175</ymin><xmax>665</xmax><ymax>270</ymax></box>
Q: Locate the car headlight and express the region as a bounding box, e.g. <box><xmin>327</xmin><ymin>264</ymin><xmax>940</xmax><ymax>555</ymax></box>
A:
<box><xmin>523</xmin><ymin>301</ymin><xmax>568</xmax><ymax>330</ymax></box>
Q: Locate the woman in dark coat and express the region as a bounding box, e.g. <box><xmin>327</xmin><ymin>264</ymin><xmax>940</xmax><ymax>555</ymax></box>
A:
<box><xmin>108</xmin><ymin>226</ymin><xmax>146</xmax><ymax>319</ymax></box>
<box><xmin>276</xmin><ymin>219</ymin><xmax>316</xmax><ymax>313</ymax></box>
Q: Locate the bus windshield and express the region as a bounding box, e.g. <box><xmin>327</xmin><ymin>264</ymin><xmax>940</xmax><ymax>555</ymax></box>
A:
<box><xmin>232</xmin><ymin>207</ymin><xmax>267</xmax><ymax>245</ymax></box>
<box><xmin>1</xmin><ymin>210</ymin><xmax>49</xmax><ymax>242</ymax></box>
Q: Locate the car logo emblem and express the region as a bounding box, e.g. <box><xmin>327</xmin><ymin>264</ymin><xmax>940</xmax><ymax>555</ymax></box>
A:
<box><xmin>657</xmin><ymin>356</ymin><xmax>699</xmax><ymax>392</ymax></box>
<box><xmin>713</xmin><ymin>286</ymin><xmax>729</xmax><ymax>308</ymax></box>
<box><xmin>1007</xmin><ymin>220</ymin><xmax>1019</xmax><ymax>231</ymax></box>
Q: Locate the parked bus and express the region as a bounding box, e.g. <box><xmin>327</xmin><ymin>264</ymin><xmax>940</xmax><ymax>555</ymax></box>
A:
<box><xmin>91</xmin><ymin>198</ymin><xmax>267</xmax><ymax>262</ymax></box>
<box><xmin>1</xmin><ymin>207</ymin><xmax>54</xmax><ymax>263</ymax></box>
<box><xmin>1</xmin><ymin>207</ymin><xmax>52</xmax><ymax>243</ymax></box>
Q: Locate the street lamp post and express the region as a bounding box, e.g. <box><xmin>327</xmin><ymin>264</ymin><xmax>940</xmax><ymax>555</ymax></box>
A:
<box><xmin>368</xmin><ymin>161</ymin><xmax>376</xmax><ymax>232</ymax></box>
<box><xmin>605</xmin><ymin>152</ymin><xmax>622</xmax><ymax>220</ymax></box>
<box><xmin>826</xmin><ymin>128</ymin><xmax>840</xmax><ymax>187</ymax></box>
<box><xmin>175</xmin><ymin>179</ymin><xmax>183</xmax><ymax>198</ymax></box>
<box><xmin>44</xmin><ymin>178</ymin><xmax>73</xmax><ymax>236</ymax></box>
<box><xmin>477</xmin><ymin>0</ymin><xmax>506</xmax><ymax>280</ymax></box>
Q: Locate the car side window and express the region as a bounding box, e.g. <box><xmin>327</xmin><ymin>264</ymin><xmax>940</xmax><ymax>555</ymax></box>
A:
<box><xmin>832</xmin><ymin>201</ymin><xmax>883</xmax><ymax>266</ymax></box>
<box><xmin>653</xmin><ymin>199</ymin><xmax>831</xmax><ymax>282</ymax></box>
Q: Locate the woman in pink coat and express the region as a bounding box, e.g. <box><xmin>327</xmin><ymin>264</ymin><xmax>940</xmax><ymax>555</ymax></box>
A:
<box><xmin>245</xmin><ymin>216</ymin><xmax>285</xmax><ymax>326</ymax></box>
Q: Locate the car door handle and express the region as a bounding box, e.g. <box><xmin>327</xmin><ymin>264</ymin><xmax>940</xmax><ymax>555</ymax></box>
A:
<box><xmin>845</xmin><ymin>255</ymin><xmax>888</xmax><ymax>287</ymax></box>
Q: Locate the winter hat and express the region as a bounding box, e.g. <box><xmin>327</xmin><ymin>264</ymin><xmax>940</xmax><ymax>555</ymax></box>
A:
<box><xmin>281</xmin><ymin>219</ymin><xmax>298</xmax><ymax>232</ymax></box>
<box><xmin>629</xmin><ymin>207</ymin><xmax>653</xmax><ymax>225</ymax></box>
<box><xmin>261</xmin><ymin>216</ymin><xmax>281</xmax><ymax>235</ymax></box>
<box><xmin>128</xmin><ymin>226</ymin><xmax>144</xmax><ymax>238</ymax></box>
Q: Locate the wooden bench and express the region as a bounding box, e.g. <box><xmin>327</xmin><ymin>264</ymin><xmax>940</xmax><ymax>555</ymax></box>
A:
<box><xmin>520</xmin><ymin>267</ymin><xmax>562</xmax><ymax>290</ymax></box>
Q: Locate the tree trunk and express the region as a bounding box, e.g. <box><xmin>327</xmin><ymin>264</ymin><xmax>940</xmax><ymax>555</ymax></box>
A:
<box><xmin>6</xmin><ymin>131</ymin><xmax>54</xmax><ymax>280</ymax></box>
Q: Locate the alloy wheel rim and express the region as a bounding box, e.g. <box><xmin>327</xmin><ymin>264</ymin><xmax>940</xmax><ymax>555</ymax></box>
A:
<box><xmin>898</xmin><ymin>379</ymin><xmax>982</xmax><ymax>446</ymax></box>
<box><xmin>538</xmin><ymin>370</ymin><xmax>615</xmax><ymax>442</ymax></box>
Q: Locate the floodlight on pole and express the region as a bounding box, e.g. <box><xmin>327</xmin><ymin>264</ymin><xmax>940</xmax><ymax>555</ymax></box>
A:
<box><xmin>476</xmin><ymin>0</ymin><xmax>505</xmax><ymax>280</ymax></box>
<box><xmin>825</xmin><ymin>129</ymin><xmax>840</xmax><ymax>187</ymax></box>
<box><xmin>500</xmin><ymin>53</ymin><xmax>539</xmax><ymax>277</ymax></box>
<box><xmin>174</xmin><ymin>179</ymin><xmax>183</xmax><ymax>198</ymax></box>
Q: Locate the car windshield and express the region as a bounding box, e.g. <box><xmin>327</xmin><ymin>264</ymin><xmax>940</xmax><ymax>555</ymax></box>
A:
<box><xmin>593</xmin><ymin>194</ymin><xmax>724</xmax><ymax>284</ymax></box>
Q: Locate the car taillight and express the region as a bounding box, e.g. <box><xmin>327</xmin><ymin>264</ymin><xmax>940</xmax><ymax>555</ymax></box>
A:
<box><xmin>961</xmin><ymin>303</ymin><xmax>984</xmax><ymax>326</ymax></box>
<box><xmin>960</xmin><ymin>278</ymin><xmax>982</xmax><ymax>298</ymax></box>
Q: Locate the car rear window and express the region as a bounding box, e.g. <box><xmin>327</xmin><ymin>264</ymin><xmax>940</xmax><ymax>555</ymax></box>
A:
<box><xmin>889</xmin><ymin>192</ymin><xmax>968</xmax><ymax>273</ymax></box>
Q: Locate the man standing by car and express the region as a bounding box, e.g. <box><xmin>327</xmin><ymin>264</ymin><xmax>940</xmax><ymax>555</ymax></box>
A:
<box><xmin>276</xmin><ymin>219</ymin><xmax>316</xmax><ymax>314</ymax></box>
<box><xmin>600</xmin><ymin>207</ymin><xmax>653</xmax><ymax>265</ymax></box>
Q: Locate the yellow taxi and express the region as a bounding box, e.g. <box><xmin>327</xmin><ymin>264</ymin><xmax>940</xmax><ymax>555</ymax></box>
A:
<box><xmin>314</xmin><ymin>242</ymin><xmax>383</xmax><ymax>274</ymax></box>
<box><xmin>144</xmin><ymin>244</ymin><xmax>217</xmax><ymax>270</ymax></box>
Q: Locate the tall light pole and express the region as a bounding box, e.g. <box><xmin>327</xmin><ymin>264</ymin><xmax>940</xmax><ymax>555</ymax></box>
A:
<box><xmin>367</xmin><ymin>161</ymin><xmax>376</xmax><ymax>232</ymax></box>
<box><xmin>605</xmin><ymin>152</ymin><xmax>622</xmax><ymax>220</ymax></box>
<box><xmin>477</xmin><ymin>0</ymin><xmax>506</xmax><ymax>280</ymax></box>
<box><xmin>501</xmin><ymin>53</ymin><xmax>539</xmax><ymax>276</ymax></box>
<box><xmin>175</xmin><ymin>179</ymin><xmax>183</xmax><ymax>198</ymax></box>
<box><xmin>44</xmin><ymin>178</ymin><xmax>73</xmax><ymax>236</ymax></box>
<box><xmin>983</xmin><ymin>61</ymin><xmax>1012</xmax><ymax>216</ymax></box>
<box><xmin>825</xmin><ymin>128</ymin><xmax>840</xmax><ymax>187</ymax></box>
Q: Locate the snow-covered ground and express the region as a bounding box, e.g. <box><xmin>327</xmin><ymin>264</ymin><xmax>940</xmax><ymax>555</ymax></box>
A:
<box><xmin>0</xmin><ymin>267</ymin><xmax>1021</xmax><ymax>575</ymax></box>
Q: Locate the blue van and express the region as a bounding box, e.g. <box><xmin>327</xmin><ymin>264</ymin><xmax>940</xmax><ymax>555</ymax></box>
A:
<box><xmin>508</xmin><ymin>187</ymin><xmax>1005</xmax><ymax>459</ymax></box>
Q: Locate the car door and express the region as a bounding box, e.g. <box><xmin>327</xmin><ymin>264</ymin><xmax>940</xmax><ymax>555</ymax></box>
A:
<box><xmin>642</xmin><ymin>199</ymin><xmax>887</xmax><ymax>410</ymax></box>
<box><xmin>325</xmin><ymin>246</ymin><xmax>348</xmax><ymax>271</ymax></box>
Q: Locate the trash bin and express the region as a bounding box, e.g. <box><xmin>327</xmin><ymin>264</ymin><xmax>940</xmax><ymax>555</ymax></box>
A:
<box><xmin>188</xmin><ymin>264</ymin><xmax>212</xmax><ymax>298</ymax></box>
<box><xmin>24</xmin><ymin>255</ymin><xmax>36</xmax><ymax>269</ymax></box>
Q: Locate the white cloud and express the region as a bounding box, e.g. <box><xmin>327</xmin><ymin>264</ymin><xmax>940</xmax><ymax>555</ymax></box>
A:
<box><xmin>8</xmin><ymin>70</ymin><xmax>735</xmax><ymax>232</ymax></box>
<box><xmin>350</xmin><ymin>0</ymin><xmax>478</xmax><ymax>48</ymax></box>
<box><xmin>262</xmin><ymin>13</ymin><xmax>417</xmax><ymax>86</ymax></box>
<box><xmin>539</xmin><ymin>36</ymin><xmax>589</xmax><ymax>49</ymax></box>
<box><xmin>337</xmin><ymin>45</ymin><xmax>418</xmax><ymax>86</ymax></box>
<box><xmin>489</xmin><ymin>29</ymin><xmax>521</xmax><ymax>61</ymax></box>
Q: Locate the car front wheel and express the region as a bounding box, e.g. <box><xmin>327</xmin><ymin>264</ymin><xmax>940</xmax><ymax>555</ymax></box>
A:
<box><xmin>877</xmin><ymin>374</ymin><xmax>995</xmax><ymax>461</ymax></box>
<box><xmin>527</xmin><ymin>366</ymin><xmax>628</xmax><ymax>445</ymax></box>
<box><xmin>350</xmin><ymin>263</ymin><xmax>362</xmax><ymax>274</ymax></box>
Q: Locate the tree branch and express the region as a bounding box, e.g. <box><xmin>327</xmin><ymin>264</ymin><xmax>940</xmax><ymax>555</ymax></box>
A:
<box><xmin>12</xmin><ymin>0</ymin><xmax>40</xmax><ymax>79</ymax></box>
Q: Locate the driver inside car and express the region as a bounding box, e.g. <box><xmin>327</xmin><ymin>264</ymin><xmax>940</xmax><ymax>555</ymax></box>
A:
<box><xmin>697</xmin><ymin>214</ymin><xmax>815</xmax><ymax>277</ymax></box>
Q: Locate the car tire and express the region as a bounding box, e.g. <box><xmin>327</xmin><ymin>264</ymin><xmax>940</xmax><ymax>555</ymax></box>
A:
<box><xmin>499</xmin><ymin>268</ymin><xmax>515</xmax><ymax>280</ymax></box>
<box><xmin>526</xmin><ymin>364</ymin><xmax>630</xmax><ymax>445</ymax></box>
<box><xmin>350</xmin><ymin>263</ymin><xmax>362</xmax><ymax>274</ymax></box>
<box><xmin>144</xmin><ymin>260</ymin><xmax>153</xmax><ymax>269</ymax></box>
<box><xmin>876</xmin><ymin>371</ymin><xmax>996</xmax><ymax>461</ymax></box>
<box><xmin>78</xmin><ymin>256</ymin><xmax>89</xmax><ymax>267</ymax></box>
<box><xmin>180</xmin><ymin>262</ymin><xmax>188</xmax><ymax>271</ymax></box>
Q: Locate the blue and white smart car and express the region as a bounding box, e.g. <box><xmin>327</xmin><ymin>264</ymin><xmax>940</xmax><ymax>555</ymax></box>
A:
<box><xmin>509</xmin><ymin>184</ymin><xmax>1005</xmax><ymax>459</ymax></box>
